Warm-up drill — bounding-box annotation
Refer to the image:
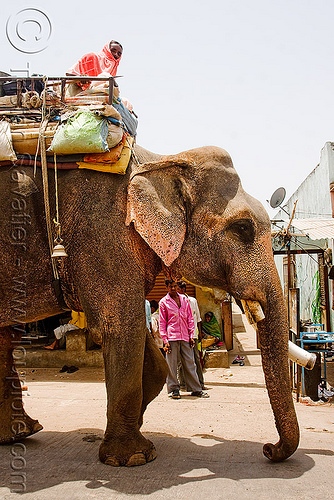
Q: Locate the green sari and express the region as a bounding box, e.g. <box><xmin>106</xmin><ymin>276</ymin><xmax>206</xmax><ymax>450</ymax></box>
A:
<box><xmin>202</xmin><ymin>312</ymin><xmax>221</xmax><ymax>340</ymax></box>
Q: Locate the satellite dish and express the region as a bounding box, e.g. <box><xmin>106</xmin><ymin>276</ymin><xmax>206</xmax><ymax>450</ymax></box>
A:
<box><xmin>270</xmin><ymin>187</ymin><xmax>286</xmax><ymax>209</ymax></box>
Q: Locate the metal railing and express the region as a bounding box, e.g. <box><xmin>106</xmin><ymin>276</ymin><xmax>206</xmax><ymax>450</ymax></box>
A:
<box><xmin>0</xmin><ymin>75</ymin><xmax>118</xmax><ymax>107</ymax></box>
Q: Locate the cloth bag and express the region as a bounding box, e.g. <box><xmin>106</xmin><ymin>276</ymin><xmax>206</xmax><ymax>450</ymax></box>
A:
<box><xmin>49</xmin><ymin>110</ymin><xmax>109</xmax><ymax>154</ymax></box>
<box><xmin>113</xmin><ymin>98</ymin><xmax>138</xmax><ymax>137</ymax></box>
<box><xmin>106</xmin><ymin>123</ymin><xmax>123</xmax><ymax>148</ymax></box>
<box><xmin>0</xmin><ymin>121</ymin><xmax>17</xmax><ymax>161</ymax></box>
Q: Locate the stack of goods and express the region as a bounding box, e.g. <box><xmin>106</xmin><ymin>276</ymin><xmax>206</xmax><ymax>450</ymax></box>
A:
<box><xmin>10</xmin><ymin>121</ymin><xmax>58</xmax><ymax>155</ymax></box>
<box><xmin>0</xmin><ymin>76</ymin><xmax>138</xmax><ymax>175</ymax></box>
<box><xmin>0</xmin><ymin>76</ymin><xmax>49</xmax><ymax>109</ymax></box>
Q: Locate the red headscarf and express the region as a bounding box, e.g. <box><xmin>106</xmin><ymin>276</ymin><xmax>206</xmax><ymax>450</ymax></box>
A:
<box><xmin>68</xmin><ymin>41</ymin><xmax>121</xmax><ymax>78</ymax></box>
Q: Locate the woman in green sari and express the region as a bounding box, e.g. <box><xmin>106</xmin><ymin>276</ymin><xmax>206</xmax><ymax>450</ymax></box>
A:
<box><xmin>202</xmin><ymin>311</ymin><xmax>222</xmax><ymax>346</ymax></box>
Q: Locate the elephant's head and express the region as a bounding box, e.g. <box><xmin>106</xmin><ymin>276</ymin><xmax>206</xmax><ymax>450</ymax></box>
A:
<box><xmin>126</xmin><ymin>145</ymin><xmax>299</xmax><ymax>462</ymax></box>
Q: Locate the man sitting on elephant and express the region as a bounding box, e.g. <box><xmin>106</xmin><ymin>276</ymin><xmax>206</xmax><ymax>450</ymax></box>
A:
<box><xmin>66</xmin><ymin>40</ymin><xmax>123</xmax><ymax>96</ymax></box>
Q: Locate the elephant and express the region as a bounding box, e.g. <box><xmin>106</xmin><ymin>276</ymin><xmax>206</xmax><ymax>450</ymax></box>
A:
<box><xmin>0</xmin><ymin>144</ymin><xmax>299</xmax><ymax>465</ymax></box>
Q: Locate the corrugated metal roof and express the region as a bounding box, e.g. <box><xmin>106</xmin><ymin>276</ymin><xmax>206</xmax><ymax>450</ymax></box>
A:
<box><xmin>291</xmin><ymin>218</ymin><xmax>334</xmax><ymax>240</ymax></box>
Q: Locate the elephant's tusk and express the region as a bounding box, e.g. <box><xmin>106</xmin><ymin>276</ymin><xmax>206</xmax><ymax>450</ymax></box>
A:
<box><xmin>241</xmin><ymin>300</ymin><xmax>316</xmax><ymax>370</ymax></box>
<box><xmin>241</xmin><ymin>299</ymin><xmax>265</xmax><ymax>324</ymax></box>
<box><xmin>288</xmin><ymin>341</ymin><xmax>316</xmax><ymax>370</ymax></box>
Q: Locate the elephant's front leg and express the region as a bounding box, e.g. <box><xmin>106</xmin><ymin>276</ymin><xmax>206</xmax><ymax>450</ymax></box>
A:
<box><xmin>98</xmin><ymin>308</ymin><xmax>159</xmax><ymax>467</ymax></box>
<box><xmin>0</xmin><ymin>327</ymin><xmax>43</xmax><ymax>444</ymax></box>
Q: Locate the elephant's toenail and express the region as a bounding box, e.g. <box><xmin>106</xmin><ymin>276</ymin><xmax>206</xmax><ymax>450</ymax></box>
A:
<box><xmin>126</xmin><ymin>452</ymin><xmax>146</xmax><ymax>466</ymax></box>
<box><xmin>105</xmin><ymin>456</ymin><xmax>120</xmax><ymax>467</ymax></box>
<box><xmin>146</xmin><ymin>448</ymin><xmax>157</xmax><ymax>462</ymax></box>
<box><xmin>32</xmin><ymin>422</ymin><xmax>43</xmax><ymax>434</ymax></box>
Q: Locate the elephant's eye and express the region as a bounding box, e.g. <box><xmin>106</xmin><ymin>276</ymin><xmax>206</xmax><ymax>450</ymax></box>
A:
<box><xmin>227</xmin><ymin>219</ymin><xmax>255</xmax><ymax>244</ymax></box>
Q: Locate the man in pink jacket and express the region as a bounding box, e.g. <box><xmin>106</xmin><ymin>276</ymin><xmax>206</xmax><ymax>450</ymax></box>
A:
<box><xmin>159</xmin><ymin>279</ymin><xmax>209</xmax><ymax>399</ymax></box>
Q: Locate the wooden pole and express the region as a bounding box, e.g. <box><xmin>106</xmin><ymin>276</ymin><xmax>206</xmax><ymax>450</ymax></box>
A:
<box><xmin>222</xmin><ymin>299</ymin><xmax>233</xmax><ymax>350</ymax></box>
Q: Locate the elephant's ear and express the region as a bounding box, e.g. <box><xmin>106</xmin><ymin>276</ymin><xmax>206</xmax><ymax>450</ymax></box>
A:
<box><xmin>126</xmin><ymin>157</ymin><xmax>194</xmax><ymax>267</ymax></box>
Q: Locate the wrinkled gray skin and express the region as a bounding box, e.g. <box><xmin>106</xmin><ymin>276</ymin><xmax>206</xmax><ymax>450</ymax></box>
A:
<box><xmin>0</xmin><ymin>145</ymin><xmax>299</xmax><ymax>465</ymax></box>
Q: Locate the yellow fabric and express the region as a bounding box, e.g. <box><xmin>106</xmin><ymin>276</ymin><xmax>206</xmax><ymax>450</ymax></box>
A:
<box><xmin>69</xmin><ymin>311</ymin><xmax>87</xmax><ymax>329</ymax></box>
<box><xmin>77</xmin><ymin>136</ymin><xmax>134</xmax><ymax>174</ymax></box>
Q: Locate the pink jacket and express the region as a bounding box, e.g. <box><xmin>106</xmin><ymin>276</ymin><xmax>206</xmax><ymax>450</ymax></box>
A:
<box><xmin>159</xmin><ymin>293</ymin><xmax>195</xmax><ymax>343</ymax></box>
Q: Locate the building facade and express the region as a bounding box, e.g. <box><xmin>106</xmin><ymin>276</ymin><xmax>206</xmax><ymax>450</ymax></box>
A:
<box><xmin>273</xmin><ymin>142</ymin><xmax>334</xmax><ymax>329</ymax></box>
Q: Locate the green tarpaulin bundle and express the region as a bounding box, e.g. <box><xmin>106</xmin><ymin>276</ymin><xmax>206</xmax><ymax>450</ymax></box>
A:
<box><xmin>49</xmin><ymin>109</ymin><xmax>109</xmax><ymax>155</ymax></box>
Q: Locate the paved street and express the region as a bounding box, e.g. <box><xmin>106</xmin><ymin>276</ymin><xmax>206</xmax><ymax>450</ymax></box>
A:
<box><xmin>0</xmin><ymin>313</ymin><xmax>333</xmax><ymax>499</ymax></box>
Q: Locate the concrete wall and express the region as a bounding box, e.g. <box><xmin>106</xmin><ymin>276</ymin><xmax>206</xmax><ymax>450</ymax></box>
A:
<box><xmin>195</xmin><ymin>287</ymin><xmax>227</xmax><ymax>329</ymax></box>
<box><xmin>24</xmin><ymin>329</ymin><xmax>103</xmax><ymax>368</ymax></box>
<box><xmin>278</xmin><ymin>142</ymin><xmax>334</xmax><ymax>219</ymax></box>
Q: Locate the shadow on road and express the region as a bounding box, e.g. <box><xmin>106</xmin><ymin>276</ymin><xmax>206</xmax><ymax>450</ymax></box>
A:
<box><xmin>1</xmin><ymin>428</ymin><xmax>332</xmax><ymax>495</ymax></box>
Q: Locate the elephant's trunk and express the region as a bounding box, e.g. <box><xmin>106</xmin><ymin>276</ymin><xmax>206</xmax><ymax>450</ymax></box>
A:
<box><xmin>244</xmin><ymin>293</ymin><xmax>300</xmax><ymax>462</ymax></box>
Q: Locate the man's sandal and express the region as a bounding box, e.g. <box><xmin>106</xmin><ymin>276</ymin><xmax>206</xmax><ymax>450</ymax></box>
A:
<box><xmin>191</xmin><ymin>391</ymin><xmax>210</xmax><ymax>398</ymax></box>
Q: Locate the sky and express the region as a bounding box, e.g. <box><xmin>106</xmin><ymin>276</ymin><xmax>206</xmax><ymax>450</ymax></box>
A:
<box><xmin>1</xmin><ymin>0</ymin><xmax>334</xmax><ymax>218</ymax></box>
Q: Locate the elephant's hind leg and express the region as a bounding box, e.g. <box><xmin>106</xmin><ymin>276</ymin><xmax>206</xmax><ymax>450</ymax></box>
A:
<box><xmin>0</xmin><ymin>327</ymin><xmax>43</xmax><ymax>444</ymax></box>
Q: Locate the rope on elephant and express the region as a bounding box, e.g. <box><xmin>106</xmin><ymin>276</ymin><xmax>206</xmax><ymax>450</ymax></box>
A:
<box><xmin>39</xmin><ymin>116</ymin><xmax>59</xmax><ymax>280</ymax></box>
<box><xmin>126</xmin><ymin>135</ymin><xmax>141</xmax><ymax>168</ymax></box>
<box><xmin>32</xmin><ymin>78</ymin><xmax>49</xmax><ymax>177</ymax></box>
<box><xmin>38</xmin><ymin>118</ymin><xmax>70</xmax><ymax>311</ymax></box>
